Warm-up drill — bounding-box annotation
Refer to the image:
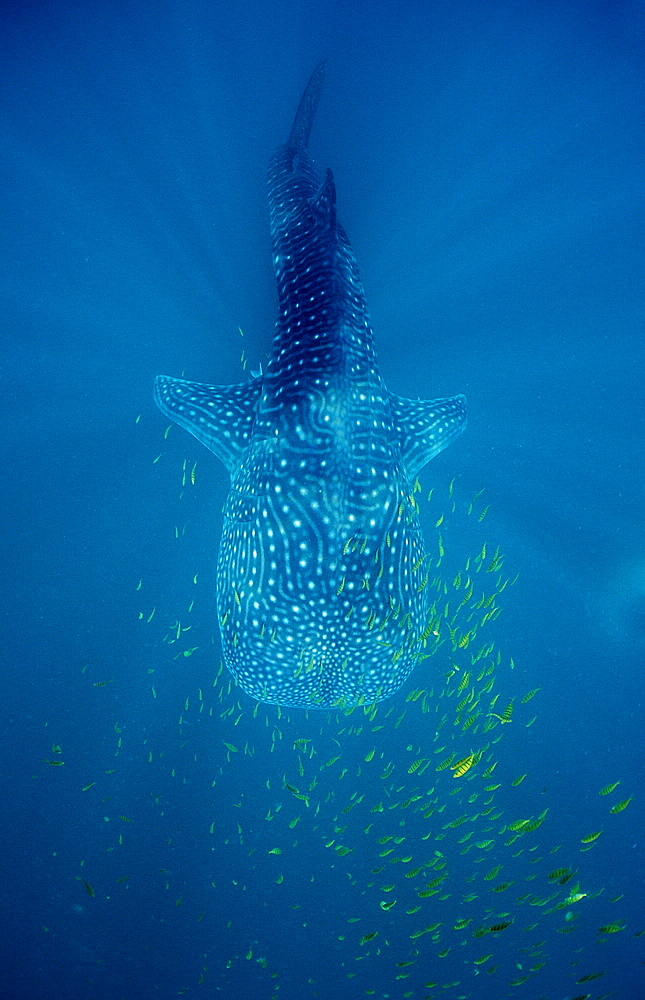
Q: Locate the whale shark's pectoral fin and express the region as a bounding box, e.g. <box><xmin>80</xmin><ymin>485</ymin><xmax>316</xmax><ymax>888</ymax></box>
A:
<box><xmin>390</xmin><ymin>392</ymin><xmax>467</xmax><ymax>479</ymax></box>
<box><xmin>154</xmin><ymin>375</ymin><xmax>262</xmax><ymax>473</ymax></box>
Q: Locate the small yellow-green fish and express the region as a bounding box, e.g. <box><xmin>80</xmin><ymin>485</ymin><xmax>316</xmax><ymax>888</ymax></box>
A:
<box><xmin>598</xmin><ymin>781</ymin><xmax>620</xmax><ymax>796</ymax></box>
<box><xmin>581</xmin><ymin>830</ymin><xmax>603</xmax><ymax>844</ymax></box>
<box><xmin>451</xmin><ymin>754</ymin><xmax>475</xmax><ymax>778</ymax></box>
<box><xmin>456</xmin><ymin>693</ymin><xmax>471</xmax><ymax>713</ymax></box>
<box><xmin>75</xmin><ymin>877</ymin><xmax>95</xmax><ymax>897</ymax></box>
<box><xmin>521</xmin><ymin>688</ymin><xmax>541</xmax><ymax>704</ymax></box>
<box><xmin>598</xmin><ymin>922</ymin><xmax>624</xmax><ymax>934</ymax></box>
<box><xmin>488</xmin><ymin>699</ymin><xmax>513</xmax><ymax>724</ymax></box>
<box><xmin>456</xmin><ymin>671</ymin><xmax>470</xmax><ymax>693</ymax></box>
<box><xmin>565</xmin><ymin>891</ymin><xmax>587</xmax><ymax>905</ymax></box>
<box><xmin>268</xmin><ymin>848</ymin><xmax>282</xmax><ymax>855</ymax></box>
<box><xmin>609</xmin><ymin>797</ymin><xmax>632</xmax><ymax>814</ymax></box>
<box><xmin>547</xmin><ymin>867</ymin><xmax>571</xmax><ymax>881</ymax></box>
<box><xmin>576</xmin><ymin>971</ymin><xmax>604</xmax><ymax>984</ymax></box>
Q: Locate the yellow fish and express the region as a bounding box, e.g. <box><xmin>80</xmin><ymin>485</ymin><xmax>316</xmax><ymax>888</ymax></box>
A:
<box><xmin>451</xmin><ymin>754</ymin><xmax>475</xmax><ymax>778</ymax></box>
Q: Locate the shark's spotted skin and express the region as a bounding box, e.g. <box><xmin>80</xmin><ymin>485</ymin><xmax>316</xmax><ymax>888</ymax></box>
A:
<box><xmin>155</xmin><ymin>64</ymin><xmax>466</xmax><ymax>708</ymax></box>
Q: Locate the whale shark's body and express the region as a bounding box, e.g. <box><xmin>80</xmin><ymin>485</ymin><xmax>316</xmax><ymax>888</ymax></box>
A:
<box><xmin>155</xmin><ymin>64</ymin><xmax>466</xmax><ymax>708</ymax></box>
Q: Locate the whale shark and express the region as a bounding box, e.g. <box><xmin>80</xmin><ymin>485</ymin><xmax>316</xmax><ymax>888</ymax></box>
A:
<box><xmin>154</xmin><ymin>63</ymin><xmax>466</xmax><ymax>708</ymax></box>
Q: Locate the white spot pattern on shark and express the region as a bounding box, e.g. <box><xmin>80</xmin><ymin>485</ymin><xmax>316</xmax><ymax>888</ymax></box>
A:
<box><xmin>155</xmin><ymin>63</ymin><xmax>466</xmax><ymax>708</ymax></box>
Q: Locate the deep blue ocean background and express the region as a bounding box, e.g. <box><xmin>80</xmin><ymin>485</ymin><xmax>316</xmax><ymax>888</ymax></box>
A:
<box><xmin>2</xmin><ymin>1</ymin><xmax>643</xmax><ymax>998</ymax></box>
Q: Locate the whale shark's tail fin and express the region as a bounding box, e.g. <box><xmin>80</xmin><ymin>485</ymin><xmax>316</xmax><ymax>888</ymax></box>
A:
<box><xmin>288</xmin><ymin>60</ymin><xmax>326</xmax><ymax>149</ymax></box>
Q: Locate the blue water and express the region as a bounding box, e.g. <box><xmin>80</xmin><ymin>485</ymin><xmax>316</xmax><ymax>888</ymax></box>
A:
<box><xmin>2</xmin><ymin>1</ymin><xmax>643</xmax><ymax>998</ymax></box>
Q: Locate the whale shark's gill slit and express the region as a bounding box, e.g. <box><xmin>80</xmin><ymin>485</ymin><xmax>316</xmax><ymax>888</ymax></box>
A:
<box><xmin>155</xmin><ymin>64</ymin><xmax>466</xmax><ymax>708</ymax></box>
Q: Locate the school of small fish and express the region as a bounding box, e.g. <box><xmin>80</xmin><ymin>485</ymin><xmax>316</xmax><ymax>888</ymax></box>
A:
<box><xmin>41</xmin><ymin>413</ymin><xmax>639</xmax><ymax>998</ymax></box>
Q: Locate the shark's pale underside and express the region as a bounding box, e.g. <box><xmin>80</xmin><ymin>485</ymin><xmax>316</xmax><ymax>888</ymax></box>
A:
<box><xmin>155</xmin><ymin>63</ymin><xmax>466</xmax><ymax>708</ymax></box>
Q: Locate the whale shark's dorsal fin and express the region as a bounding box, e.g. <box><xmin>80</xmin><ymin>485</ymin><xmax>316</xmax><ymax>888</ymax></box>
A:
<box><xmin>288</xmin><ymin>60</ymin><xmax>326</xmax><ymax>149</ymax></box>
<box><xmin>310</xmin><ymin>167</ymin><xmax>337</xmax><ymax>230</ymax></box>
